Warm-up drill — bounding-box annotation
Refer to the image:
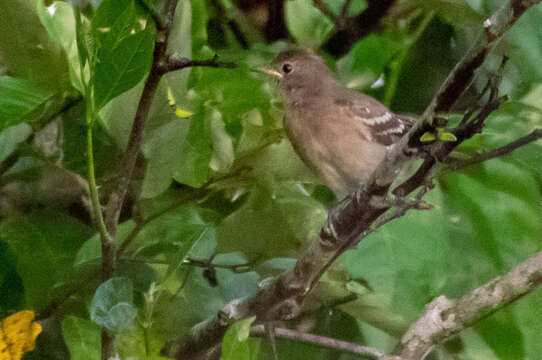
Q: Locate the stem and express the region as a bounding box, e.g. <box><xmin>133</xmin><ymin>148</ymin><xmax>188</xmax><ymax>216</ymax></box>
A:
<box><xmin>86</xmin><ymin>101</ymin><xmax>115</xmax><ymax>359</ymax></box>
<box><xmin>86</xmin><ymin>104</ymin><xmax>114</xmax><ymax>278</ymax></box>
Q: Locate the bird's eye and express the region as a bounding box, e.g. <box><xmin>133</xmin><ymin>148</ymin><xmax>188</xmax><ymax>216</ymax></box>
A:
<box><xmin>282</xmin><ymin>63</ymin><xmax>293</xmax><ymax>74</ymax></box>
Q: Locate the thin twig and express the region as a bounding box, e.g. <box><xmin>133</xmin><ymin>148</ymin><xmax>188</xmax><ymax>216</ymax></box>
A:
<box><xmin>372</xmin><ymin>183</ymin><xmax>433</xmax><ymax>230</ymax></box>
<box><xmin>122</xmin><ymin>257</ymin><xmax>258</xmax><ymax>274</ymax></box>
<box><xmin>184</xmin><ymin>256</ymin><xmax>260</xmax><ymax>273</ymax></box>
<box><xmin>251</xmin><ymin>325</ymin><xmax>395</xmax><ymax>360</ymax></box>
<box><xmin>313</xmin><ymin>0</ymin><xmax>341</xmax><ymax>26</ymax></box>
<box><xmin>160</xmin><ymin>54</ymin><xmax>237</xmax><ymax>74</ymax></box>
<box><xmin>448</xmin><ymin>129</ymin><xmax>542</xmax><ymax>171</ymax></box>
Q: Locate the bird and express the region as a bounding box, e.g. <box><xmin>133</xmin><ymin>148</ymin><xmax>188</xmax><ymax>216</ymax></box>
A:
<box><xmin>260</xmin><ymin>47</ymin><xmax>412</xmax><ymax>197</ymax></box>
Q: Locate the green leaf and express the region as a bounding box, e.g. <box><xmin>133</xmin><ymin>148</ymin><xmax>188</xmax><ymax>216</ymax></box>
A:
<box><xmin>0</xmin><ymin>0</ymin><xmax>69</xmax><ymax>89</ymax></box>
<box><xmin>141</xmin><ymin>118</ymin><xmax>190</xmax><ymax>198</ymax></box>
<box><xmin>0</xmin><ymin>76</ymin><xmax>56</xmax><ymax>131</ymax></box>
<box><xmin>0</xmin><ymin>123</ymin><xmax>32</xmax><ymax>163</ymax></box>
<box><xmin>514</xmin><ymin>290</ymin><xmax>542</xmax><ymax>360</ymax></box>
<box><xmin>337</xmin><ymin>34</ymin><xmax>402</xmax><ymax>89</ymax></box>
<box><xmin>0</xmin><ymin>241</ymin><xmax>24</xmax><ymax>311</ymax></box>
<box><xmin>62</xmin><ymin>316</ymin><xmax>101</xmax><ymax>360</ymax></box>
<box><xmin>93</xmin><ymin>28</ymin><xmax>154</xmax><ymax>109</ymax></box>
<box><xmin>142</xmin><ymin>103</ymin><xmax>222</xmax><ymax>197</ymax></box>
<box><xmin>91</xmin><ymin>0</ymin><xmax>135</xmax><ymax>44</ymax></box>
<box><xmin>474</xmin><ymin>309</ymin><xmax>524</xmax><ymax>360</ymax></box>
<box><xmin>37</xmin><ymin>1</ymin><xmax>76</xmax><ymax>56</ymax></box>
<box><xmin>420</xmin><ymin>131</ymin><xmax>436</xmax><ymax>142</ymax></box>
<box><xmin>285</xmin><ymin>0</ymin><xmax>334</xmax><ymax>47</ymax></box>
<box><xmin>37</xmin><ymin>1</ymin><xmax>84</xmax><ymax>92</ymax></box>
<box><xmin>190</xmin><ymin>64</ymin><xmax>273</xmax><ymax>132</ymax></box>
<box><xmin>75</xmin><ymin>7</ymin><xmax>90</xmax><ymax>67</ymax></box>
<box><xmin>90</xmin><ymin>277</ymin><xmax>137</xmax><ymax>332</ymax></box>
<box><xmin>191</xmin><ymin>0</ymin><xmax>208</xmax><ymax>56</ymax></box>
<box><xmin>508</xmin><ymin>6</ymin><xmax>542</xmax><ymax>96</ymax></box>
<box><xmin>91</xmin><ymin>0</ymin><xmax>155</xmax><ymax>109</ymax></box>
<box><xmin>209</xmin><ymin>108</ymin><xmax>234</xmax><ymax>173</ymax></box>
<box><xmin>320</xmin><ymin>0</ymin><xmax>366</xmax><ymax>16</ymax></box>
<box><xmin>437</xmin><ymin>128</ymin><xmax>457</xmax><ymax>141</ymax></box>
<box><xmin>220</xmin><ymin>317</ymin><xmax>256</xmax><ymax>360</ymax></box>
<box><xmin>115</xmin><ymin>321</ymin><xmax>171</xmax><ymax>360</ymax></box>
<box><xmin>0</xmin><ymin>209</ymin><xmax>92</xmax><ymax>307</ymax></box>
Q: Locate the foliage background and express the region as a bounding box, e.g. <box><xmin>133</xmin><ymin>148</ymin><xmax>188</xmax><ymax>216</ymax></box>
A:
<box><xmin>0</xmin><ymin>0</ymin><xmax>541</xmax><ymax>359</ymax></box>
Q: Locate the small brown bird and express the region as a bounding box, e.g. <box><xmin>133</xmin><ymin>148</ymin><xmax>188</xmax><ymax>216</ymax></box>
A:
<box><xmin>262</xmin><ymin>48</ymin><xmax>411</xmax><ymax>197</ymax></box>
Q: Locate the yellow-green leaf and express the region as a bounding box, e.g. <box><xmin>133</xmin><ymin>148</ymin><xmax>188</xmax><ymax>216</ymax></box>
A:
<box><xmin>437</xmin><ymin>129</ymin><xmax>458</xmax><ymax>142</ymax></box>
<box><xmin>175</xmin><ymin>107</ymin><xmax>193</xmax><ymax>118</ymax></box>
<box><xmin>420</xmin><ymin>131</ymin><xmax>436</xmax><ymax>142</ymax></box>
<box><xmin>167</xmin><ymin>86</ymin><xmax>176</xmax><ymax>107</ymax></box>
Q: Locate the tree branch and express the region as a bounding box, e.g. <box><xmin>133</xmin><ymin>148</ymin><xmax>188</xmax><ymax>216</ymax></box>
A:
<box><xmin>103</xmin><ymin>4</ymin><xmax>237</xmax><ymax>251</ymax></box>
<box><xmin>103</xmin><ymin>0</ymin><xmax>179</xmax><ymax>259</ymax></box>
<box><xmin>251</xmin><ymin>325</ymin><xmax>397</xmax><ymax>360</ymax></box>
<box><xmin>162</xmin><ymin>1</ymin><xmax>542</xmax><ymax>358</ymax></box>
<box><xmin>394</xmin><ymin>249</ymin><xmax>542</xmax><ymax>359</ymax></box>
<box><xmin>447</xmin><ymin>128</ymin><xmax>542</xmax><ymax>171</ymax></box>
<box><xmin>159</xmin><ymin>54</ymin><xmax>237</xmax><ymax>74</ymax></box>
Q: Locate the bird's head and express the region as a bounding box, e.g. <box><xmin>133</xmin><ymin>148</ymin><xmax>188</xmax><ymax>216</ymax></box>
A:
<box><xmin>258</xmin><ymin>48</ymin><xmax>337</xmax><ymax>100</ymax></box>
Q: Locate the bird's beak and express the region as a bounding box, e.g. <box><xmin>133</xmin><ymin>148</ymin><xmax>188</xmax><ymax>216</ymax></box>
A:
<box><xmin>253</xmin><ymin>66</ymin><xmax>283</xmax><ymax>79</ymax></box>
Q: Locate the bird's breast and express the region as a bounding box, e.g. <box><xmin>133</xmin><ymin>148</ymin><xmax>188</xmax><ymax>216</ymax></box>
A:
<box><xmin>284</xmin><ymin>102</ymin><xmax>387</xmax><ymax>195</ymax></box>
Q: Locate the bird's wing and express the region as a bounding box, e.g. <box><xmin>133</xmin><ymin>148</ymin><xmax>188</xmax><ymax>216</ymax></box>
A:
<box><xmin>338</xmin><ymin>92</ymin><xmax>412</xmax><ymax>146</ymax></box>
